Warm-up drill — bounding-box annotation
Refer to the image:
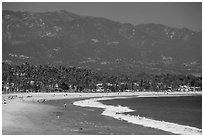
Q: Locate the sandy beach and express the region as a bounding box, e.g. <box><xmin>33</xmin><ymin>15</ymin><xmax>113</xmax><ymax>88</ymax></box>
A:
<box><xmin>2</xmin><ymin>91</ymin><xmax>202</xmax><ymax>135</ymax></box>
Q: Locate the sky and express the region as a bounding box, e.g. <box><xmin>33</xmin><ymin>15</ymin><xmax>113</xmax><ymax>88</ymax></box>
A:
<box><xmin>2</xmin><ymin>2</ymin><xmax>202</xmax><ymax>31</ymax></box>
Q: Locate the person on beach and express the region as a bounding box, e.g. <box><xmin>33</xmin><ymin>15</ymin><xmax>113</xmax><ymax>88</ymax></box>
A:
<box><xmin>3</xmin><ymin>99</ymin><xmax>7</xmax><ymax>105</ymax></box>
<box><xmin>64</xmin><ymin>103</ymin><xmax>67</xmax><ymax>108</ymax></box>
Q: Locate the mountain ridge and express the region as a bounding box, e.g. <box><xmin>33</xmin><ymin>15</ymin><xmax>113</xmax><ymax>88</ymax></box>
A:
<box><xmin>2</xmin><ymin>10</ymin><xmax>202</xmax><ymax>75</ymax></box>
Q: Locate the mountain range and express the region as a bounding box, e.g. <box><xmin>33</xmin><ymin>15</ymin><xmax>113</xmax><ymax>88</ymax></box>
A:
<box><xmin>2</xmin><ymin>10</ymin><xmax>202</xmax><ymax>75</ymax></box>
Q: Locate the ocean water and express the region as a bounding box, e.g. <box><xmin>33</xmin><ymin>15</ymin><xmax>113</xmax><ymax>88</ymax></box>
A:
<box><xmin>44</xmin><ymin>98</ymin><xmax>174</xmax><ymax>134</ymax></box>
<box><xmin>100</xmin><ymin>95</ymin><xmax>202</xmax><ymax>129</ymax></box>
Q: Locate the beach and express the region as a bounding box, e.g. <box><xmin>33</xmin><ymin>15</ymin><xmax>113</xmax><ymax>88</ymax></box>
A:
<box><xmin>2</xmin><ymin>91</ymin><xmax>202</xmax><ymax>135</ymax></box>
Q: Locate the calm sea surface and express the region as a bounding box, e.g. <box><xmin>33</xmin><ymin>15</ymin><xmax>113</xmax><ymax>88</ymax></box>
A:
<box><xmin>100</xmin><ymin>95</ymin><xmax>202</xmax><ymax>129</ymax></box>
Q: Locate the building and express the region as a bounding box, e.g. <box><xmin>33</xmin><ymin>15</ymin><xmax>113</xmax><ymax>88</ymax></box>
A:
<box><xmin>96</xmin><ymin>83</ymin><xmax>104</xmax><ymax>92</ymax></box>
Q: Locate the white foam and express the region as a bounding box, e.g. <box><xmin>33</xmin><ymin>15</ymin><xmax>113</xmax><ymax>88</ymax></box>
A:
<box><xmin>73</xmin><ymin>97</ymin><xmax>202</xmax><ymax>135</ymax></box>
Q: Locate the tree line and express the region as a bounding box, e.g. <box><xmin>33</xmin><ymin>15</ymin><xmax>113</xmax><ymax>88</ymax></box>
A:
<box><xmin>2</xmin><ymin>62</ymin><xmax>202</xmax><ymax>93</ymax></box>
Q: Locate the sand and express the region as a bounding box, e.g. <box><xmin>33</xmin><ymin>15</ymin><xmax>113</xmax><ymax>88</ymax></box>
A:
<box><xmin>2</xmin><ymin>91</ymin><xmax>202</xmax><ymax>135</ymax></box>
<box><xmin>2</xmin><ymin>96</ymin><xmax>67</xmax><ymax>135</ymax></box>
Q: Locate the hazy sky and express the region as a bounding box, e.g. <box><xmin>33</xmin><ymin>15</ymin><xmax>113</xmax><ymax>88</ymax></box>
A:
<box><xmin>2</xmin><ymin>2</ymin><xmax>202</xmax><ymax>31</ymax></box>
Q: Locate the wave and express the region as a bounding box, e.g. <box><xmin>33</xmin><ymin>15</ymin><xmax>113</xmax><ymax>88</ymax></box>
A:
<box><xmin>73</xmin><ymin>97</ymin><xmax>202</xmax><ymax>135</ymax></box>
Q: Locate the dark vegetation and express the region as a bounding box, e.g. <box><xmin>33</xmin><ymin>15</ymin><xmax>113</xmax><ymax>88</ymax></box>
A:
<box><xmin>2</xmin><ymin>62</ymin><xmax>202</xmax><ymax>93</ymax></box>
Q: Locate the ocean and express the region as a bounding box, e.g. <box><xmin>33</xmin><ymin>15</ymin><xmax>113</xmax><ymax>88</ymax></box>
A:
<box><xmin>44</xmin><ymin>98</ymin><xmax>175</xmax><ymax>134</ymax></box>
<box><xmin>100</xmin><ymin>95</ymin><xmax>202</xmax><ymax>129</ymax></box>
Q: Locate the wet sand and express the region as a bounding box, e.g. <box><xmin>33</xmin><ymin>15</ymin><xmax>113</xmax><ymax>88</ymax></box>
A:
<box><xmin>2</xmin><ymin>91</ymin><xmax>201</xmax><ymax>135</ymax></box>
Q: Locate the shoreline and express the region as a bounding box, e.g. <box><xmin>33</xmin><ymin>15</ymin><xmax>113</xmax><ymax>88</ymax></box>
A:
<box><xmin>2</xmin><ymin>91</ymin><xmax>202</xmax><ymax>102</ymax></box>
<box><xmin>2</xmin><ymin>91</ymin><xmax>202</xmax><ymax>135</ymax></box>
<box><xmin>73</xmin><ymin>96</ymin><xmax>202</xmax><ymax>135</ymax></box>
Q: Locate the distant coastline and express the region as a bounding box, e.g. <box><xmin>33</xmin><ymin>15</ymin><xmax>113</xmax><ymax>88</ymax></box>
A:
<box><xmin>2</xmin><ymin>91</ymin><xmax>202</xmax><ymax>102</ymax></box>
<box><xmin>2</xmin><ymin>91</ymin><xmax>202</xmax><ymax>103</ymax></box>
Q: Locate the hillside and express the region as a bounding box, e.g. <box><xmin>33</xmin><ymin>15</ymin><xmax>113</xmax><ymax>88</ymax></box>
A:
<box><xmin>2</xmin><ymin>10</ymin><xmax>202</xmax><ymax>75</ymax></box>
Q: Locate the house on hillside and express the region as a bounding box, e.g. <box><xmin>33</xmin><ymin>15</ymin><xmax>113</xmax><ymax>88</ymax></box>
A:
<box><xmin>96</xmin><ymin>83</ymin><xmax>104</xmax><ymax>92</ymax></box>
<box><xmin>178</xmin><ymin>85</ymin><xmax>190</xmax><ymax>92</ymax></box>
<box><xmin>2</xmin><ymin>83</ymin><xmax>10</xmax><ymax>94</ymax></box>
